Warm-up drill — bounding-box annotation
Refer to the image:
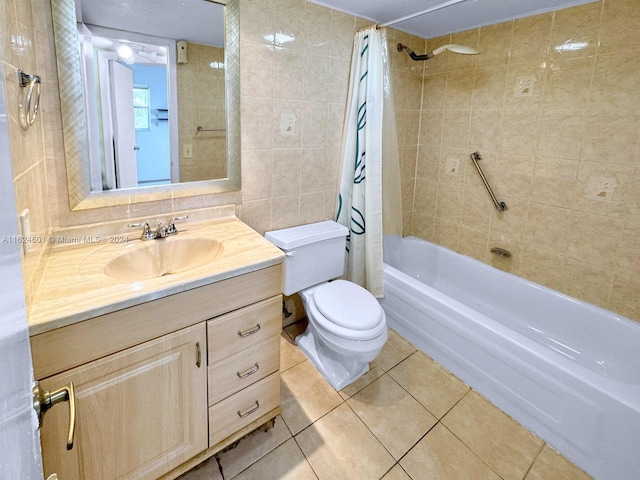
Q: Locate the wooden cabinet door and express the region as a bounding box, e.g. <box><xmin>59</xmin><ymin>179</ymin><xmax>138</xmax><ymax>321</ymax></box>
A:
<box><xmin>39</xmin><ymin>323</ymin><xmax>207</xmax><ymax>480</ymax></box>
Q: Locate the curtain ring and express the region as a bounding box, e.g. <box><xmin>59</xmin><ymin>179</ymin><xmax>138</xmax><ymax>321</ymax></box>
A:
<box><xmin>18</xmin><ymin>70</ymin><xmax>41</xmax><ymax>129</ymax></box>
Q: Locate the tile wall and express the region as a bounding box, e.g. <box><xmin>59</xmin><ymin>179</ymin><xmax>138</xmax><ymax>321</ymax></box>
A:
<box><xmin>401</xmin><ymin>0</ymin><xmax>640</xmax><ymax>321</ymax></box>
<box><xmin>1</xmin><ymin>0</ymin><xmax>53</xmax><ymax>307</ymax></box>
<box><xmin>2</xmin><ymin>0</ymin><xmax>639</xmax><ymax>321</ymax></box>
<box><xmin>237</xmin><ymin>0</ymin><xmax>363</xmax><ymax>234</ymax></box>
<box><xmin>177</xmin><ymin>43</ymin><xmax>227</xmax><ymax>182</ymax></box>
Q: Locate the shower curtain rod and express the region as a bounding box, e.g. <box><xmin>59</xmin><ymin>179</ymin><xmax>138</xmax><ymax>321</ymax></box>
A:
<box><xmin>380</xmin><ymin>0</ymin><xmax>470</xmax><ymax>27</ymax></box>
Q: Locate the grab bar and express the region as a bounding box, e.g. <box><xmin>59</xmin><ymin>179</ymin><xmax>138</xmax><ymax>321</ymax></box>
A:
<box><xmin>469</xmin><ymin>151</ymin><xmax>507</xmax><ymax>212</ymax></box>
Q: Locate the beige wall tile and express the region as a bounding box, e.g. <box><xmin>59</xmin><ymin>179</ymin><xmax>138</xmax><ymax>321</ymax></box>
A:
<box><xmin>598</xmin><ymin>0</ymin><xmax>640</xmax><ymax>55</ymax></box>
<box><xmin>550</xmin><ymin>2</ymin><xmax>601</xmax><ymax>59</ymax></box>
<box><xmin>509</xmin><ymin>13</ymin><xmax>553</xmax><ymax>65</ymax></box>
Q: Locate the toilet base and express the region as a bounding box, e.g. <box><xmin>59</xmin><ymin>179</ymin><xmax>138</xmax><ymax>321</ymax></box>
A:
<box><xmin>296</xmin><ymin>329</ymin><xmax>369</xmax><ymax>391</ymax></box>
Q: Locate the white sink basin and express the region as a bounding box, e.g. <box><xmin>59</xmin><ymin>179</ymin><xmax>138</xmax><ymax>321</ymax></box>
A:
<box><xmin>103</xmin><ymin>237</ymin><xmax>224</xmax><ymax>282</ymax></box>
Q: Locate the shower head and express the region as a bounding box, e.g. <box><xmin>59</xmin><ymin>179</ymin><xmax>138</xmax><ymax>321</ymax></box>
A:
<box><xmin>397</xmin><ymin>43</ymin><xmax>480</xmax><ymax>61</ymax></box>
<box><xmin>432</xmin><ymin>44</ymin><xmax>480</xmax><ymax>56</ymax></box>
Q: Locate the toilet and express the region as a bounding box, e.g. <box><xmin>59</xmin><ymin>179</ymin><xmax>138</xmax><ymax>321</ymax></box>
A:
<box><xmin>265</xmin><ymin>220</ymin><xmax>387</xmax><ymax>390</ymax></box>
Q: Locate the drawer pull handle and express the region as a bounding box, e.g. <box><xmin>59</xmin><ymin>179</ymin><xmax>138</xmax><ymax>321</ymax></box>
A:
<box><xmin>237</xmin><ymin>363</ymin><xmax>260</xmax><ymax>379</ymax></box>
<box><xmin>237</xmin><ymin>323</ymin><xmax>261</xmax><ymax>337</ymax></box>
<box><xmin>196</xmin><ymin>342</ymin><xmax>201</xmax><ymax>368</ymax></box>
<box><xmin>237</xmin><ymin>401</ymin><xmax>260</xmax><ymax>418</ymax></box>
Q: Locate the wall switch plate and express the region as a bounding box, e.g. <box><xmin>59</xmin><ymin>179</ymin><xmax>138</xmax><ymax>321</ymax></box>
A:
<box><xmin>183</xmin><ymin>144</ymin><xmax>193</xmax><ymax>158</ymax></box>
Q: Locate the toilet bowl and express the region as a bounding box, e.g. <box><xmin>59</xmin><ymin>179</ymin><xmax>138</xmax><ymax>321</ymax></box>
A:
<box><xmin>297</xmin><ymin>280</ymin><xmax>387</xmax><ymax>389</ymax></box>
<box><xmin>265</xmin><ymin>221</ymin><xmax>388</xmax><ymax>390</ymax></box>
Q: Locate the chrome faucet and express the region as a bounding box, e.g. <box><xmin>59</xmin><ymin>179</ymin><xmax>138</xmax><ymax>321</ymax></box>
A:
<box><xmin>166</xmin><ymin>215</ymin><xmax>188</xmax><ymax>236</ymax></box>
<box><xmin>128</xmin><ymin>221</ymin><xmax>157</xmax><ymax>241</ymax></box>
<box><xmin>128</xmin><ymin>215</ymin><xmax>189</xmax><ymax>241</ymax></box>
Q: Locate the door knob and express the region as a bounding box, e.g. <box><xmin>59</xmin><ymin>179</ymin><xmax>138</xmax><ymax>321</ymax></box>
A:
<box><xmin>33</xmin><ymin>381</ymin><xmax>76</xmax><ymax>450</ymax></box>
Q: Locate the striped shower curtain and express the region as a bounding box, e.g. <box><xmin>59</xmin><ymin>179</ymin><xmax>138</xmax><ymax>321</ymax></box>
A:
<box><xmin>336</xmin><ymin>26</ymin><xmax>402</xmax><ymax>298</ymax></box>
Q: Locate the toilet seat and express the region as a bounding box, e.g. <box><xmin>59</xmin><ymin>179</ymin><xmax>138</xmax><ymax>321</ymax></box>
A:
<box><xmin>306</xmin><ymin>280</ymin><xmax>386</xmax><ymax>341</ymax></box>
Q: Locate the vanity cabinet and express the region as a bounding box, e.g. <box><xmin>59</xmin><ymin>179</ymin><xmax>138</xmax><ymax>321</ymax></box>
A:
<box><xmin>39</xmin><ymin>324</ymin><xmax>208</xmax><ymax>480</ymax></box>
<box><xmin>32</xmin><ymin>265</ymin><xmax>283</xmax><ymax>480</ymax></box>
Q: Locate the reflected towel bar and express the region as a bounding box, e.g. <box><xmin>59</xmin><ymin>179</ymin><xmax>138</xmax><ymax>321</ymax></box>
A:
<box><xmin>469</xmin><ymin>151</ymin><xmax>507</xmax><ymax>212</ymax></box>
<box><xmin>196</xmin><ymin>126</ymin><xmax>226</xmax><ymax>132</ymax></box>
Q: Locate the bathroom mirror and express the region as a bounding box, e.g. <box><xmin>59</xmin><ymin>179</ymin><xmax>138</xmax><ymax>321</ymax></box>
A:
<box><xmin>51</xmin><ymin>0</ymin><xmax>240</xmax><ymax>210</ymax></box>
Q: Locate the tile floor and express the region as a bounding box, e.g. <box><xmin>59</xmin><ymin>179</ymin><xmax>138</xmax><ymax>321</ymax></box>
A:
<box><xmin>180</xmin><ymin>325</ymin><xmax>593</xmax><ymax>480</ymax></box>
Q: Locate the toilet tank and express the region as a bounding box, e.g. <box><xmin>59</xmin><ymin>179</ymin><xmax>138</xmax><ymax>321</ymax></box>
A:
<box><xmin>265</xmin><ymin>221</ymin><xmax>349</xmax><ymax>296</ymax></box>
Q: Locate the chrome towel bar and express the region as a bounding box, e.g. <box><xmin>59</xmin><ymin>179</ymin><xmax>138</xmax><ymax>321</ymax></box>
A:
<box><xmin>17</xmin><ymin>69</ymin><xmax>41</xmax><ymax>129</ymax></box>
<box><xmin>469</xmin><ymin>151</ymin><xmax>507</xmax><ymax>212</ymax></box>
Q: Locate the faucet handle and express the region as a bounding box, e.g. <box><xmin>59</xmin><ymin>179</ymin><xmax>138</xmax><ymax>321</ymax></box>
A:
<box><xmin>166</xmin><ymin>215</ymin><xmax>188</xmax><ymax>235</ymax></box>
<box><xmin>128</xmin><ymin>221</ymin><xmax>156</xmax><ymax>240</ymax></box>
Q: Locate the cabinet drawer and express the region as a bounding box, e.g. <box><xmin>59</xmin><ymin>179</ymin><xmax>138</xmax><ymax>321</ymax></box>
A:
<box><xmin>208</xmin><ymin>335</ymin><xmax>280</xmax><ymax>405</ymax></box>
<box><xmin>207</xmin><ymin>295</ymin><xmax>281</xmax><ymax>364</ymax></box>
<box><xmin>209</xmin><ymin>372</ymin><xmax>280</xmax><ymax>447</ymax></box>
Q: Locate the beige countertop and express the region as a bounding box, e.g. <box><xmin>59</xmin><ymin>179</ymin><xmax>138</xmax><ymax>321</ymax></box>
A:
<box><xmin>28</xmin><ymin>215</ymin><xmax>284</xmax><ymax>336</ymax></box>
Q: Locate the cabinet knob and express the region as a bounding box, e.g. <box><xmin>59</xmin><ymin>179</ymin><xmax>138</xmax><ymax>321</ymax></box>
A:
<box><xmin>33</xmin><ymin>381</ymin><xmax>76</xmax><ymax>450</ymax></box>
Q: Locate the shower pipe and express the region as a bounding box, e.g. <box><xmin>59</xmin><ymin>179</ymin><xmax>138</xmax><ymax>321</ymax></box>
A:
<box><xmin>397</xmin><ymin>43</ymin><xmax>479</xmax><ymax>61</ymax></box>
<box><xmin>469</xmin><ymin>151</ymin><xmax>507</xmax><ymax>212</ymax></box>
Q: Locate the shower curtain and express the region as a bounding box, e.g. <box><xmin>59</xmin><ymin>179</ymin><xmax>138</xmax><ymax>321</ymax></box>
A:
<box><xmin>336</xmin><ymin>26</ymin><xmax>402</xmax><ymax>298</ymax></box>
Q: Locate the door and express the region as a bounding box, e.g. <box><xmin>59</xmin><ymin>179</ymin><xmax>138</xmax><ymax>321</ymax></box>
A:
<box><xmin>39</xmin><ymin>324</ymin><xmax>207</xmax><ymax>480</ymax></box>
<box><xmin>0</xmin><ymin>58</ymin><xmax>44</xmax><ymax>479</ymax></box>
<box><xmin>0</xmin><ymin>261</ymin><xmax>44</xmax><ymax>480</ymax></box>
<box><xmin>109</xmin><ymin>60</ymin><xmax>138</xmax><ymax>188</ymax></box>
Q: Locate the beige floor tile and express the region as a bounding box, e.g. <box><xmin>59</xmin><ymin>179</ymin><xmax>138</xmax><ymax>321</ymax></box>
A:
<box><xmin>381</xmin><ymin>465</ymin><xmax>412</xmax><ymax>480</ymax></box>
<box><xmin>218</xmin><ymin>415</ymin><xmax>292</xmax><ymax>479</ymax></box>
<box><xmin>231</xmin><ymin>438</ymin><xmax>318</xmax><ymax>480</ymax></box>
<box><xmin>388</xmin><ymin>351</ymin><xmax>470</xmax><ymax>418</ymax></box>
<box><xmin>347</xmin><ymin>374</ymin><xmax>438</xmax><ymax>460</ymax></box>
<box><xmin>442</xmin><ymin>391</ymin><xmax>544</xmax><ymax>480</ymax></box>
<box><xmin>338</xmin><ymin>363</ymin><xmax>385</xmax><ymax>399</ymax></box>
<box><xmin>375</xmin><ymin>329</ymin><xmax>417</xmax><ymax>371</ymax></box>
<box><xmin>280</xmin><ymin>333</ymin><xmax>306</xmax><ymax>372</ymax></box>
<box><xmin>525</xmin><ymin>444</ymin><xmax>594</xmax><ymax>480</ymax></box>
<box><xmin>177</xmin><ymin>455</ymin><xmax>223</xmax><ymax>480</ymax></box>
<box><xmin>280</xmin><ymin>360</ymin><xmax>343</xmax><ymax>434</ymax></box>
<box><xmin>296</xmin><ymin>402</ymin><xmax>395</xmax><ymax>480</ymax></box>
<box><xmin>400</xmin><ymin>423</ymin><xmax>501</xmax><ymax>480</ymax></box>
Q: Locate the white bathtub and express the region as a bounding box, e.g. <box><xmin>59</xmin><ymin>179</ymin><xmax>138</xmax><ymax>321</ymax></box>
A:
<box><xmin>380</xmin><ymin>236</ymin><xmax>640</xmax><ymax>480</ymax></box>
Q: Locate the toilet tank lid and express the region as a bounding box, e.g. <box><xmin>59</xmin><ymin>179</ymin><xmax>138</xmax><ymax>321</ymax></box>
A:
<box><xmin>265</xmin><ymin>221</ymin><xmax>348</xmax><ymax>250</ymax></box>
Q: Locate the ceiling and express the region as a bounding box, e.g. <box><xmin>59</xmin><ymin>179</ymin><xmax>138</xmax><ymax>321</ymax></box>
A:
<box><xmin>308</xmin><ymin>0</ymin><xmax>598</xmax><ymax>38</ymax></box>
<box><xmin>75</xmin><ymin>0</ymin><xmax>599</xmax><ymax>49</ymax></box>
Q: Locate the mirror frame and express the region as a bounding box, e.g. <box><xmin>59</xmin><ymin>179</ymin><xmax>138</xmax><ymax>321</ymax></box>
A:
<box><xmin>51</xmin><ymin>0</ymin><xmax>240</xmax><ymax>210</ymax></box>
